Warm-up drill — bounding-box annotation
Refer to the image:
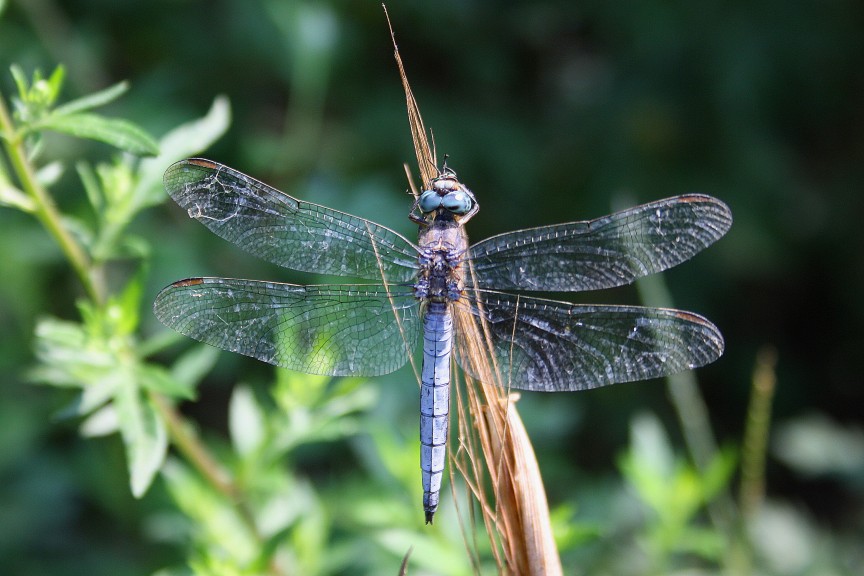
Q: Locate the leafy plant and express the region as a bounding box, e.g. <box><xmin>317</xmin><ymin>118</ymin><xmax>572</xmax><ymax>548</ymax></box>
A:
<box><xmin>2</xmin><ymin>63</ymin><xmax>228</xmax><ymax>495</ymax></box>
<box><xmin>619</xmin><ymin>412</ymin><xmax>737</xmax><ymax>573</ymax></box>
<box><xmin>0</xmin><ymin>63</ymin><xmax>478</xmax><ymax>575</ymax></box>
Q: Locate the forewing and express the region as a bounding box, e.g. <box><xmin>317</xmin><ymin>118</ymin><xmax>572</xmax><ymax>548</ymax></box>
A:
<box><xmin>466</xmin><ymin>194</ymin><xmax>731</xmax><ymax>292</ymax></box>
<box><xmin>164</xmin><ymin>159</ymin><xmax>419</xmax><ymax>283</ymax></box>
<box><xmin>455</xmin><ymin>290</ymin><xmax>724</xmax><ymax>391</ymax></box>
<box><xmin>153</xmin><ymin>278</ymin><xmax>420</xmax><ymax>376</ymax></box>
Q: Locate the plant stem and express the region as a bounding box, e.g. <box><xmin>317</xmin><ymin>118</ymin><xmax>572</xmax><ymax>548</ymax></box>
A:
<box><xmin>635</xmin><ymin>269</ymin><xmax>737</xmax><ymax>533</ymax></box>
<box><xmin>151</xmin><ymin>392</ymin><xmax>286</xmax><ymax>575</ymax></box>
<box><xmin>148</xmin><ymin>392</ymin><xmax>261</xmax><ymax>538</ymax></box>
<box><xmin>727</xmin><ymin>347</ymin><xmax>777</xmax><ymax>575</ymax></box>
<box><xmin>739</xmin><ymin>347</ymin><xmax>777</xmax><ymax>518</ymax></box>
<box><xmin>0</xmin><ymin>92</ymin><xmax>103</xmax><ymax>304</ymax></box>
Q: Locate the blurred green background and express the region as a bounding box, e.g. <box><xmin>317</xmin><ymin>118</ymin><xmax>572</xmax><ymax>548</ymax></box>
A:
<box><xmin>2</xmin><ymin>0</ymin><xmax>863</xmax><ymax>574</ymax></box>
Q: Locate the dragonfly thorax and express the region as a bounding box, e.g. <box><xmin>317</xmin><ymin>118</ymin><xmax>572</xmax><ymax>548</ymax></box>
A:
<box><xmin>415</xmin><ymin>247</ymin><xmax>463</xmax><ymax>302</ymax></box>
<box><xmin>415</xmin><ymin>216</ymin><xmax>468</xmax><ymax>304</ymax></box>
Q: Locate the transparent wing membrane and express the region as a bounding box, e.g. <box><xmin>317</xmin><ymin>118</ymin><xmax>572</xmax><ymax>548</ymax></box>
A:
<box><xmin>455</xmin><ymin>289</ymin><xmax>724</xmax><ymax>392</ymax></box>
<box><xmin>466</xmin><ymin>194</ymin><xmax>731</xmax><ymax>292</ymax></box>
<box><xmin>153</xmin><ymin>278</ymin><xmax>420</xmax><ymax>376</ymax></box>
<box><xmin>164</xmin><ymin>159</ymin><xmax>420</xmax><ymax>283</ymax></box>
<box><xmin>155</xmin><ymin>153</ymin><xmax>732</xmax><ymax>526</ymax></box>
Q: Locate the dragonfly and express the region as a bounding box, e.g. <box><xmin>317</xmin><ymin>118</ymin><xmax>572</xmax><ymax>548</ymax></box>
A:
<box><xmin>154</xmin><ymin>158</ymin><xmax>732</xmax><ymax>523</ymax></box>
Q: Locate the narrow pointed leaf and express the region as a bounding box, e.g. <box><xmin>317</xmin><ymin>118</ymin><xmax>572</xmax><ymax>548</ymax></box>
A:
<box><xmin>0</xmin><ymin>182</ymin><xmax>35</xmax><ymax>212</ymax></box>
<box><xmin>136</xmin><ymin>95</ymin><xmax>231</xmax><ymax>207</ymax></box>
<box><xmin>76</xmin><ymin>161</ymin><xmax>104</xmax><ymax>213</ymax></box>
<box><xmin>169</xmin><ymin>343</ymin><xmax>219</xmax><ymax>393</ymax></box>
<box><xmin>39</xmin><ymin>112</ymin><xmax>159</xmax><ymax>156</ymax></box>
<box><xmin>10</xmin><ymin>64</ymin><xmax>28</xmax><ymax>99</ymax></box>
<box><xmin>138</xmin><ymin>364</ymin><xmax>196</xmax><ymax>400</ymax></box>
<box><xmin>45</xmin><ymin>65</ymin><xmax>66</xmax><ymax>104</ymax></box>
<box><xmin>115</xmin><ymin>384</ymin><xmax>168</xmax><ymax>497</ymax></box>
<box><xmin>229</xmin><ymin>386</ymin><xmax>266</xmax><ymax>456</ymax></box>
<box><xmin>53</xmin><ymin>81</ymin><xmax>129</xmax><ymax>116</ymax></box>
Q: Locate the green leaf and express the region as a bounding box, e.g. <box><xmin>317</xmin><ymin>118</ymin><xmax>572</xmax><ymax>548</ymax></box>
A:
<box><xmin>38</xmin><ymin>112</ymin><xmax>159</xmax><ymax>156</ymax></box>
<box><xmin>549</xmin><ymin>504</ymin><xmax>603</xmax><ymax>550</ymax></box>
<box><xmin>29</xmin><ymin>316</ymin><xmax>115</xmax><ymax>391</ymax></box>
<box><xmin>35</xmin><ymin>161</ymin><xmax>64</xmax><ymax>187</ymax></box>
<box><xmin>97</xmin><ymin>156</ymin><xmax>135</xmax><ymax>206</ymax></box>
<box><xmin>45</xmin><ymin>65</ymin><xmax>65</xmax><ymax>105</ymax></box>
<box><xmin>229</xmin><ymin>386</ymin><xmax>266</xmax><ymax>456</ymax></box>
<box><xmin>76</xmin><ymin>161</ymin><xmax>103</xmax><ymax>213</ymax></box>
<box><xmin>115</xmin><ymin>266</ymin><xmax>145</xmax><ymax>336</ymax></box>
<box><xmin>10</xmin><ymin>65</ymin><xmax>66</xmax><ymax>116</ymax></box>
<box><xmin>700</xmin><ymin>446</ymin><xmax>737</xmax><ymax>501</ymax></box>
<box><xmin>0</xmin><ymin>181</ymin><xmax>35</xmax><ymax>212</ymax></box>
<box><xmin>630</xmin><ymin>412</ymin><xmax>675</xmax><ymax>478</ymax></box>
<box><xmin>118</xmin><ymin>234</ymin><xmax>151</xmax><ymax>260</ymax></box>
<box><xmin>0</xmin><ymin>163</ymin><xmax>34</xmax><ymax>211</ymax></box>
<box><xmin>136</xmin><ymin>95</ymin><xmax>231</xmax><ymax>207</ymax></box>
<box><xmin>80</xmin><ymin>403</ymin><xmax>120</xmax><ymax>437</ymax></box>
<box><xmin>672</xmin><ymin>525</ymin><xmax>725</xmax><ymax>559</ymax></box>
<box><xmin>61</xmin><ymin>213</ymin><xmax>96</xmax><ymax>252</ymax></box>
<box><xmin>138</xmin><ymin>363</ymin><xmax>196</xmax><ymax>400</ymax></box>
<box><xmin>169</xmin><ymin>344</ymin><xmax>219</xmax><ymax>395</ymax></box>
<box><xmin>115</xmin><ymin>384</ymin><xmax>168</xmax><ymax>497</ymax></box>
<box><xmin>162</xmin><ymin>459</ymin><xmax>260</xmax><ymax>565</ymax></box>
<box><xmin>157</xmin><ymin>95</ymin><xmax>231</xmax><ymax>161</ymax></box>
<box><xmin>53</xmin><ymin>81</ymin><xmax>129</xmax><ymax>116</ymax></box>
<box><xmin>9</xmin><ymin>65</ymin><xmax>28</xmax><ymax>100</ymax></box>
<box><xmin>138</xmin><ymin>329</ymin><xmax>185</xmax><ymax>358</ymax></box>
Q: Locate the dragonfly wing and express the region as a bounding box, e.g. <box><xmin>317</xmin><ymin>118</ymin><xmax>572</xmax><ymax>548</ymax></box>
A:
<box><xmin>466</xmin><ymin>194</ymin><xmax>731</xmax><ymax>292</ymax></box>
<box><xmin>153</xmin><ymin>278</ymin><xmax>420</xmax><ymax>376</ymax></box>
<box><xmin>164</xmin><ymin>159</ymin><xmax>419</xmax><ymax>283</ymax></box>
<box><xmin>455</xmin><ymin>289</ymin><xmax>724</xmax><ymax>392</ymax></box>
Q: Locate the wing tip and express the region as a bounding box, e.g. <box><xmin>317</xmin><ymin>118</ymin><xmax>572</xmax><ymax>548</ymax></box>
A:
<box><xmin>184</xmin><ymin>158</ymin><xmax>219</xmax><ymax>169</ymax></box>
<box><xmin>163</xmin><ymin>158</ymin><xmax>220</xmax><ymax>186</ymax></box>
<box><xmin>679</xmin><ymin>193</ymin><xmax>734</xmax><ymax>231</ymax></box>
<box><xmin>153</xmin><ymin>278</ymin><xmax>206</xmax><ymax>314</ymax></box>
<box><xmin>171</xmin><ymin>277</ymin><xmax>206</xmax><ymax>288</ymax></box>
<box><xmin>672</xmin><ymin>309</ymin><xmax>726</xmax><ymax>365</ymax></box>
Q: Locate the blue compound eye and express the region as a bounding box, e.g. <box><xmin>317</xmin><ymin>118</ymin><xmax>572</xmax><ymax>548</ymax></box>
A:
<box><xmin>418</xmin><ymin>190</ymin><xmax>442</xmax><ymax>213</ymax></box>
<box><xmin>442</xmin><ymin>190</ymin><xmax>472</xmax><ymax>214</ymax></box>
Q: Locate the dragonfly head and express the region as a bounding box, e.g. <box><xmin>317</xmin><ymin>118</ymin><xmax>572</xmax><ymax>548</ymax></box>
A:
<box><xmin>417</xmin><ymin>174</ymin><xmax>478</xmax><ymax>221</ymax></box>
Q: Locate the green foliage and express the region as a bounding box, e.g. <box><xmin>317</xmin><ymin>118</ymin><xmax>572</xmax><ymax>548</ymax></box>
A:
<box><xmin>3</xmin><ymin>2</ymin><xmax>863</xmax><ymax>573</ymax></box>
<box><xmin>1</xmin><ymin>65</ymin><xmax>230</xmax><ymax>501</ymax></box>
<box><xmin>618</xmin><ymin>413</ymin><xmax>736</xmax><ymax>571</ymax></box>
<box><xmin>548</xmin><ymin>504</ymin><xmax>603</xmax><ymax>552</ymax></box>
<box><xmin>32</xmin><ymin>294</ymin><xmax>173</xmax><ymax>496</ymax></box>
<box><xmin>0</xmin><ymin>59</ymin><xmax>478</xmax><ymax>575</ymax></box>
<box><xmin>10</xmin><ymin>65</ymin><xmax>158</xmax><ymax>156</ymax></box>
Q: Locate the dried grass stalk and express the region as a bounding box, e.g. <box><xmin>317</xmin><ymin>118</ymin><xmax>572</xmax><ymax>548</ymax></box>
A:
<box><xmin>453</xmin><ymin>305</ymin><xmax>563</xmax><ymax>575</ymax></box>
<box><xmin>385</xmin><ymin>7</ymin><xmax>562</xmax><ymax>572</ymax></box>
